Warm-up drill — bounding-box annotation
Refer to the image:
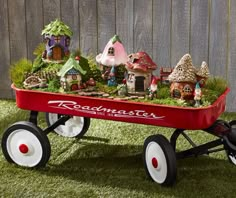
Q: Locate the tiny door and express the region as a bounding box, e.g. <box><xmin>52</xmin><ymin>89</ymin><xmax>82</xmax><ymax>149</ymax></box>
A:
<box><xmin>135</xmin><ymin>76</ymin><xmax>145</xmax><ymax>92</ymax></box>
<box><xmin>53</xmin><ymin>46</ymin><xmax>62</xmax><ymax>60</ymax></box>
<box><xmin>173</xmin><ymin>89</ymin><xmax>181</xmax><ymax>98</ymax></box>
<box><xmin>71</xmin><ymin>84</ymin><xmax>79</xmax><ymax>91</ymax></box>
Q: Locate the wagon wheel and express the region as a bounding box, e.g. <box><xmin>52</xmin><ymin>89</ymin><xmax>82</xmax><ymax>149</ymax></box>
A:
<box><xmin>226</xmin><ymin>121</ymin><xmax>236</xmax><ymax>165</ymax></box>
<box><xmin>1</xmin><ymin>121</ymin><xmax>51</xmax><ymax>168</ymax></box>
<box><xmin>46</xmin><ymin>113</ymin><xmax>90</xmax><ymax>138</ymax></box>
<box><xmin>143</xmin><ymin>134</ymin><xmax>177</xmax><ymax>186</ymax></box>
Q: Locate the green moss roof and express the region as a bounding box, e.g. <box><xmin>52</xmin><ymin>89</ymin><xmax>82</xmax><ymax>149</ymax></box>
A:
<box><xmin>41</xmin><ymin>19</ymin><xmax>73</xmax><ymax>37</ymax></box>
<box><xmin>58</xmin><ymin>57</ymin><xmax>86</xmax><ymax>77</ymax></box>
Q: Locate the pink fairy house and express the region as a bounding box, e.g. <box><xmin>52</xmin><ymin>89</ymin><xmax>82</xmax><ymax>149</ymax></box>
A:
<box><xmin>125</xmin><ymin>52</ymin><xmax>157</xmax><ymax>95</ymax></box>
<box><xmin>41</xmin><ymin>19</ymin><xmax>73</xmax><ymax>62</ymax></box>
<box><xmin>96</xmin><ymin>35</ymin><xmax>128</xmax><ymax>86</ymax></box>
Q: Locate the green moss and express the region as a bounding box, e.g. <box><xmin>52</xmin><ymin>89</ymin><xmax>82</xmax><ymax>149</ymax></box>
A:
<box><xmin>87</xmin><ymin>56</ymin><xmax>103</xmax><ymax>82</ymax></box>
<box><xmin>157</xmin><ymin>84</ymin><xmax>170</xmax><ymax>99</ymax></box>
<box><xmin>96</xmin><ymin>82</ymin><xmax>118</xmax><ymax>94</ymax></box>
<box><xmin>10</xmin><ymin>58</ymin><xmax>33</xmax><ymax>88</ymax></box>
<box><xmin>32</xmin><ymin>55</ymin><xmax>46</xmax><ymax>72</ymax></box>
<box><xmin>204</xmin><ymin>76</ymin><xmax>228</xmax><ymax>94</ymax></box>
<box><xmin>47</xmin><ymin>77</ymin><xmax>61</xmax><ymax>92</ymax></box>
<box><xmin>116</xmin><ymin>65</ymin><xmax>126</xmax><ymax>83</ymax></box>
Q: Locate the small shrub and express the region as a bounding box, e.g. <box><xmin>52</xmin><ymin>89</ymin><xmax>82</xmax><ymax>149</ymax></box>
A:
<box><xmin>33</xmin><ymin>43</ymin><xmax>45</xmax><ymax>56</ymax></box>
<box><xmin>157</xmin><ymin>86</ymin><xmax>170</xmax><ymax>99</ymax></box>
<box><xmin>10</xmin><ymin>58</ymin><xmax>32</xmax><ymax>88</ymax></box>
<box><xmin>205</xmin><ymin>77</ymin><xmax>228</xmax><ymax>95</ymax></box>
<box><xmin>47</xmin><ymin>77</ymin><xmax>61</xmax><ymax>92</ymax></box>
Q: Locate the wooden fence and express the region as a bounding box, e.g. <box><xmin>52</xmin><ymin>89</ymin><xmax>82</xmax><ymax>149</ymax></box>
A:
<box><xmin>0</xmin><ymin>0</ymin><xmax>236</xmax><ymax>111</ymax></box>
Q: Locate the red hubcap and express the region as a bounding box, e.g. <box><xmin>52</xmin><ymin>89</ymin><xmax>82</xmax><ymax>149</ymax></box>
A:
<box><xmin>19</xmin><ymin>144</ymin><xmax>29</xmax><ymax>154</ymax></box>
<box><xmin>152</xmin><ymin>157</ymin><xmax>158</xmax><ymax>168</ymax></box>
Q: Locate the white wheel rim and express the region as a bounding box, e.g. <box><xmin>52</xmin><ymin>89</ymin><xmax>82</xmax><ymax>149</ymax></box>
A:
<box><xmin>6</xmin><ymin>129</ymin><xmax>43</xmax><ymax>167</ymax></box>
<box><xmin>229</xmin><ymin>154</ymin><xmax>236</xmax><ymax>165</ymax></box>
<box><xmin>145</xmin><ymin>141</ymin><xmax>167</xmax><ymax>184</ymax></box>
<box><xmin>48</xmin><ymin>113</ymin><xmax>84</xmax><ymax>137</ymax></box>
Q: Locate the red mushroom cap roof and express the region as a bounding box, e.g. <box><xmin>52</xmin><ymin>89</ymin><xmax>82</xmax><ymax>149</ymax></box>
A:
<box><xmin>125</xmin><ymin>52</ymin><xmax>157</xmax><ymax>72</ymax></box>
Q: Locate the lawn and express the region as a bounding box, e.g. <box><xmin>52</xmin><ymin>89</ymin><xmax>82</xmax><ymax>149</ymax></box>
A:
<box><xmin>0</xmin><ymin>100</ymin><xmax>236</xmax><ymax>197</ymax></box>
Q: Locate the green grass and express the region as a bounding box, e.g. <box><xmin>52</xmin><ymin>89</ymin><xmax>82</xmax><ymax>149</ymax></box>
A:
<box><xmin>0</xmin><ymin>100</ymin><xmax>236</xmax><ymax>197</ymax></box>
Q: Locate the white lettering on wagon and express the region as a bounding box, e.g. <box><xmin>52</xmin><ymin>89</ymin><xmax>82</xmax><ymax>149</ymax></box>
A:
<box><xmin>48</xmin><ymin>100</ymin><xmax>165</xmax><ymax>120</ymax></box>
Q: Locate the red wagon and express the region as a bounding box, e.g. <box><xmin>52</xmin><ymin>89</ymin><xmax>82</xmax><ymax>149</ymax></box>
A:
<box><xmin>2</xmin><ymin>85</ymin><xmax>236</xmax><ymax>186</ymax></box>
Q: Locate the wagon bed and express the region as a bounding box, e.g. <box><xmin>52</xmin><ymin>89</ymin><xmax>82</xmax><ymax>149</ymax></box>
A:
<box><xmin>13</xmin><ymin>84</ymin><xmax>229</xmax><ymax>130</ymax></box>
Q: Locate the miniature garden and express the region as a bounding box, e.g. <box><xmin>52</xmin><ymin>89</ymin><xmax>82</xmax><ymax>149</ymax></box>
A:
<box><xmin>10</xmin><ymin>19</ymin><xmax>227</xmax><ymax>108</ymax></box>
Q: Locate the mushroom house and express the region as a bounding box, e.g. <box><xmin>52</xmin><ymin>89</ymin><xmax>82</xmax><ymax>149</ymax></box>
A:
<box><xmin>96</xmin><ymin>35</ymin><xmax>128</xmax><ymax>86</ymax></box>
<box><xmin>168</xmin><ymin>54</ymin><xmax>210</xmax><ymax>100</ymax></box>
<box><xmin>125</xmin><ymin>52</ymin><xmax>157</xmax><ymax>95</ymax></box>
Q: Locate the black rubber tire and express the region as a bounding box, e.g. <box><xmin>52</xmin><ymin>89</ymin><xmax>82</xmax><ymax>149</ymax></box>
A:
<box><xmin>45</xmin><ymin>113</ymin><xmax>90</xmax><ymax>138</ymax></box>
<box><xmin>143</xmin><ymin>134</ymin><xmax>177</xmax><ymax>186</ymax></box>
<box><xmin>1</xmin><ymin>121</ymin><xmax>51</xmax><ymax>168</ymax></box>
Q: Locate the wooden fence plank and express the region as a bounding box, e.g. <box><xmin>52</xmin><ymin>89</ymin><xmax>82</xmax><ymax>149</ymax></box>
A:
<box><xmin>97</xmin><ymin>0</ymin><xmax>116</xmax><ymax>53</ymax></box>
<box><xmin>116</xmin><ymin>0</ymin><xmax>134</xmax><ymax>54</ymax></box>
<box><xmin>227</xmin><ymin>0</ymin><xmax>236</xmax><ymax>112</ymax></box>
<box><xmin>171</xmin><ymin>0</ymin><xmax>190</xmax><ymax>66</ymax></box>
<box><xmin>8</xmin><ymin>0</ymin><xmax>27</xmax><ymax>62</ymax></box>
<box><xmin>153</xmin><ymin>0</ymin><xmax>171</xmax><ymax>75</ymax></box>
<box><xmin>42</xmin><ymin>0</ymin><xmax>60</xmax><ymax>25</ymax></box>
<box><xmin>26</xmin><ymin>0</ymin><xmax>43</xmax><ymax>60</ymax></box>
<box><xmin>133</xmin><ymin>0</ymin><xmax>152</xmax><ymax>56</ymax></box>
<box><xmin>190</xmin><ymin>0</ymin><xmax>209</xmax><ymax>66</ymax></box>
<box><xmin>61</xmin><ymin>0</ymin><xmax>80</xmax><ymax>51</ymax></box>
<box><xmin>0</xmin><ymin>0</ymin><xmax>12</xmax><ymax>98</ymax></box>
<box><xmin>79</xmin><ymin>0</ymin><xmax>97</xmax><ymax>56</ymax></box>
<box><xmin>209</xmin><ymin>0</ymin><xmax>228</xmax><ymax>78</ymax></box>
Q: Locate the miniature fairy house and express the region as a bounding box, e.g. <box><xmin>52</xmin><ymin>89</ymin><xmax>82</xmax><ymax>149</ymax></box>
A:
<box><xmin>168</xmin><ymin>54</ymin><xmax>210</xmax><ymax>100</ymax></box>
<box><xmin>58</xmin><ymin>56</ymin><xmax>86</xmax><ymax>91</ymax></box>
<box><xmin>195</xmin><ymin>61</ymin><xmax>210</xmax><ymax>87</ymax></box>
<box><xmin>125</xmin><ymin>52</ymin><xmax>157</xmax><ymax>95</ymax></box>
<box><xmin>41</xmin><ymin>19</ymin><xmax>73</xmax><ymax>61</ymax></box>
<box><xmin>168</xmin><ymin>54</ymin><xmax>197</xmax><ymax>100</ymax></box>
<box><xmin>96</xmin><ymin>35</ymin><xmax>128</xmax><ymax>86</ymax></box>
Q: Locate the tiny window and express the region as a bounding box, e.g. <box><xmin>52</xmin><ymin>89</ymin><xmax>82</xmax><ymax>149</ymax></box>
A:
<box><xmin>72</xmin><ymin>75</ymin><xmax>77</xmax><ymax>80</ymax></box>
<box><xmin>55</xmin><ymin>36</ymin><xmax>61</xmax><ymax>43</ymax></box>
<box><xmin>108</xmin><ymin>47</ymin><xmax>115</xmax><ymax>56</ymax></box>
<box><xmin>183</xmin><ymin>85</ymin><xmax>192</xmax><ymax>93</ymax></box>
<box><xmin>65</xmin><ymin>38</ymin><xmax>70</xmax><ymax>47</ymax></box>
